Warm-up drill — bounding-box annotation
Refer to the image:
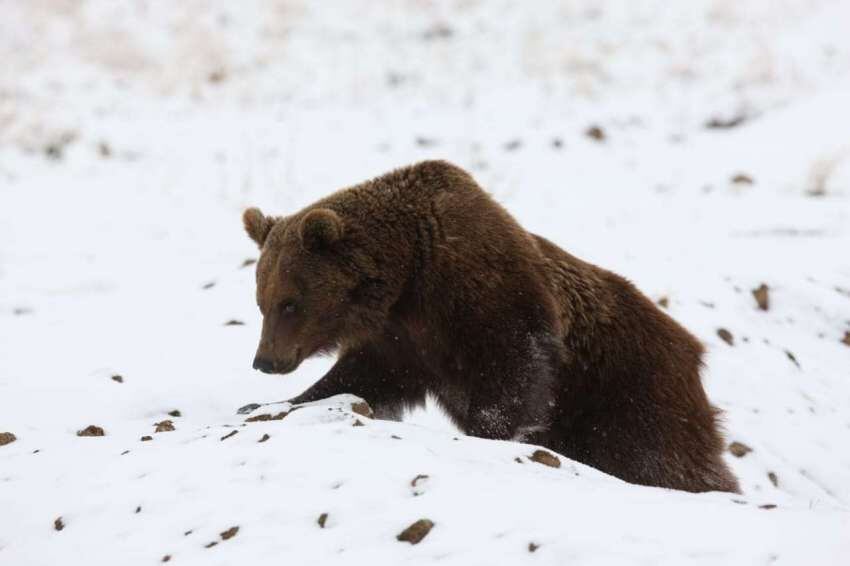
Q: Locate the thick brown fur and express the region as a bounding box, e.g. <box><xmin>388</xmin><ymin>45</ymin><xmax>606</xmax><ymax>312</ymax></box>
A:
<box><xmin>243</xmin><ymin>160</ymin><xmax>740</xmax><ymax>493</ymax></box>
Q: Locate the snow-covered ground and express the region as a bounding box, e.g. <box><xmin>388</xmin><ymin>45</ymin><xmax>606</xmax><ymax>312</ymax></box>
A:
<box><xmin>2</xmin><ymin>1</ymin><xmax>849</xmax><ymax>564</ymax></box>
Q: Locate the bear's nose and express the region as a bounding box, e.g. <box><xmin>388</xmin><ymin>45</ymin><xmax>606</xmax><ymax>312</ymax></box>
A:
<box><xmin>252</xmin><ymin>356</ymin><xmax>275</xmax><ymax>373</ymax></box>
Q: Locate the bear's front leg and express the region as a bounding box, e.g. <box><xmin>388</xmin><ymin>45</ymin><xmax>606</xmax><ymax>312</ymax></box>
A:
<box><xmin>462</xmin><ymin>333</ymin><xmax>561</xmax><ymax>443</ymax></box>
<box><xmin>288</xmin><ymin>338</ymin><xmax>428</xmax><ymax>421</ymax></box>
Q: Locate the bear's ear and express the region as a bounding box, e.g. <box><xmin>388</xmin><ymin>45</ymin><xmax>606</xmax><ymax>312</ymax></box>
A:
<box><xmin>243</xmin><ymin>207</ymin><xmax>275</xmax><ymax>248</ymax></box>
<box><xmin>299</xmin><ymin>208</ymin><xmax>343</xmax><ymax>251</ymax></box>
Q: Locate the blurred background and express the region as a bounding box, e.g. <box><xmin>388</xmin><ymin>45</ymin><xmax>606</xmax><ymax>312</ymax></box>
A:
<box><xmin>2</xmin><ymin>0</ymin><xmax>850</xmax><ymax>514</ymax></box>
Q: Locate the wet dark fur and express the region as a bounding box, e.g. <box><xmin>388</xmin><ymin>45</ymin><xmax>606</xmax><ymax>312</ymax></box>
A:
<box><xmin>244</xmin><ymin>160</ymin><xmax>740</xmax><ymax>493</ymax></box>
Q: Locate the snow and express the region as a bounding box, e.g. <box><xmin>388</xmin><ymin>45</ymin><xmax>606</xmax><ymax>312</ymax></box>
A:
<box><xmin>1</xmin><ymin>1</ymin><xmax>849</xmax><ymax>564</ymax></box>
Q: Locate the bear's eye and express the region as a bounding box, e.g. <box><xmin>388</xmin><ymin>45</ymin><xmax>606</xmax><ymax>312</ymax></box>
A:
<box><xmin>281</xmin><ymin>300</ymin><xmax>297</xmax><ymax>315</ymax></box>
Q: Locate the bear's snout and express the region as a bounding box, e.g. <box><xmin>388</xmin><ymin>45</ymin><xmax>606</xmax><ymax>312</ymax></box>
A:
<box><xmin>252</xmin><ymin>356</ymin><xmax>276</xmax><ymax>373</ymax></box>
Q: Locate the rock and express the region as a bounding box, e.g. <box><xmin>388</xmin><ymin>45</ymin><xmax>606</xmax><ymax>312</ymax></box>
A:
<box><xmin>767</xmin><ymin>471</ymin><xmax>778</xmax><ymax>487</ymax></box>
<box><xmin>154</xmin><ymin>420</ymin><xmax>175</xmax><ymax>433</ymax></box>
<box><xmin>529</xmin><ymin>449</ymin><xmax>561</xmax><ymax>468</ymax></box>
<box><xmin>161</xmin><ymin>555</ymin><xmax>171</xmax><ymax>563</ymax></box>
<box><xmin>732</xmin><ymin>173</ymin><xmax>754</xmax><ymax>185</ymax></box>
<box><xmin>705</xmin><ymin>114</ymin><xmax>747</xmax><ymax>130</ymax></box>
<box><xmin>141</xmin><ymin>435</ymin><xmax>153</xmax><ymax>441</ymax></box>
<box><xmin>54</xmin><ymin>517</ymin><xmax>65</xmax><ymax>531</ymax></box>
<box><xmin>317</xmin><ymin>513</ymin><xmax>328</xmax><ymax>528</ymax></box>
<box><xmin>414</xmin><ymin>136</ymin><xmax>438</xmax><ymax>148</ymax></box>
<box><xmin>220</xmin><ymin>526</ymin><xmax>239</xmax><ymax>540</ymax></box>
<box><xmin>111</xmin><ymin>374</ymin><xmax>124</xmax><ymax>383</ymax></box>
<box><xmin>258</xmin><ymin>434</ymin><xmax>270</xmax><ymax>443</ymax></box>
<box><xmin>77</xmin><ymin>425</ymin><xmax>105</xmax><ymax>437</ymax></box>
<box><xmin>728</xmin><ymin>441</ymin><xmax>753</xmax><ymax>457</ymax></box>
<box><xmin>237</xmin><ymin>403</ymin><xmax>261</xmax><ymax>415</ymax></box>
<box><xmin>785</xmin><ymin>349</ymin><xmax>801</xmax><ymax>368</ymax></box>
<box><xmin>397</xmin><ymin>519</ymin><xmax>434</xmax><ymax>544</ymax></box>
<box><xmin>240</xmin><ymin>258</ymin><xmax>257</xmax><ymax>268</ymax></box>
<box><xmin>759</xmin><ymin>504</ymin><xmax>777</xmax><ymax>510</ymax></box>
<box><xmin>717</xmin><ymin>328</ymin><xmax>734</xmax><ymax>346</ymax></box>
<box><xmin>168</xmin><ymin>410</ymin><xmax>182</xmax><ymax>418</ymax></box>
<box><xmin>752</xmin><ymin>284</ymin><xmax>770</xmax><ymax>310</ymax></box>
<box><xmin>220</xmin><ymin>430</ymin><xmax>238</xmax><ymax>441</ymax></box>
<box><xmin>585</xmin><ymin>125</ymin><xmax>606</xmax><ymax>142</ymax></box>
<box><xmin>551</xmin><ymin>137</ymin><xmax>563</xmax><ymax>149</ymax></box>
<box><xmin>528</xmin><ymin>542</ymin><xmax>540</xmax><ymax>553</ymax></box>
<box><xmin>0</xmin><ymin>432</ymin><xmax>16</xmax><ymax>446</ymax></box>
<box><xmin>411</xmin><ymin>474</ymin><xmax>429</xmax><ymax>495</ymax></box>
<box><xmin>201</xmin><ymin>281</ymin><xmax>216</xmax><ymax>290</ymax></box>
<box><xmin>657</xmin><ymin>296</ymin><xmax>669</xmax><ymax>309</ymax></box>
<box><xmin>350</xmin><ymin>401</ymin><xmax>373</xmax><ymax>418</ymax></box>
<box><xmin>205</xmin><ymin>541</ymin><xmax>218</xmax><ymax>548</ymax></box>
<box><xmin>503</xmin><ymin>139</ymin><xmax>522</xmax><ymax>152</ymax></box>
<box><xmin>352</xmin><ymin>419</ymin><xmax>365</xmax><ymax>427</ymax></box>
<box><xmin>842</xmin><ymin>331</ymin><xmax>850</xmax><ymax>347</ymax></box>
<box><xmin>245</xmin><ymin>411</ymin><xmax>288</xmax><ymax>422</ymax></box>
<box><xmin>224</xmin><ymin>319</ymin><xmax>244</xmax><ymax>326</ymax></box>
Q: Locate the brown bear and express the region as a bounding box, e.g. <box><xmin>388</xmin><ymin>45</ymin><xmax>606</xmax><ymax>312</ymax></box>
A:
<box><xmin>242</xmin><ymin>160</ymin><xmax>739</xmax><ymax>493</ymax></box>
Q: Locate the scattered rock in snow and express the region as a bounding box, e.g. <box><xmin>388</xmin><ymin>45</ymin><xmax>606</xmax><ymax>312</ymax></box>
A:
<box><xmin>220</xmin><ymin>526</ymin><xmax>239</xmax><ymax>540</ymax></box>
<box><xmin>414</xmin><ymin>136</ymin><xmax>438</xmax><ymax>148</ymax></box>
<box><xmin>154</xmin><ymin>420</ymin><xmax>175</xmax><ymax>433</ymax></box>
<box><xmin>317</xmin><ymin>513</ymin><xmax>328</xmax><ymax>528</ymax></box>
<box><xmin>411</xmin><ymin>474</ymin><xmax>430</xmax><ymax>495</ymax></box>
<box><xmin>111</xmin><ymin>374</ymin><xmax>124</xmax><ymax>383</ymax></box>
<box><xmin>352</xmin><ymin>419</ymin><xmax>365</xmax><ymax>427</ymax></box>
<box><xmin>585</xmin><ymin>125</ymin><xmax>606</xmax><ymax>142</ymax></box>
<box><xmin>728</xmin><ymin>441</ymin><xmax>753</xmax><ymax>457</ymax></box>
<box><xmin>208</xmin><ymin>69</ymin><xmax>226</xmax><ymax>84</ymax></box>
<box><xmin>98</xmin><ymin>141</ymin><xmax>112</xmax><ymax>158</ymax></box>
<box><xmin>0</xmin><ymin>432</ymin><xmax>16</xmax><ymax>446</ymax></box>
<box><xmin>54</xmin><ymin>517</ymin><xmax>65</xmax><ymax>531</ymax></box>
<box><xmin>240</xmin><ymin>258</ymin><xmax>257</xmax><ymax>268</ymax></box>
<box><xmin>201</xmin><ymin>281</ymin><xmax>216</xmax><ymax>290</ymax></box>
<box><xmin>551</xmin><ymin>137</ymin><xmax>563</xmax><ymax>149</ymax></box>
<box><xmin>141</xmin><ymin>435</ymin><xmax>153</xmax><ymax>442</ymax></box>
<box><xmin>528</xmin><ymin>542</ymin><xmax>540</xmax><ymax>552</ymax></box>
<box><xmin>224</xmin><ymin>319</ymin><xmax>245</xmax><ymax>326</ymax></box>
<box><xmin>245</xmin><ymin>411</ymin><xmax>288</xmax><ymax>422</ymax></box>
<box><xmin>514</xmin><ymin>457</ymin><xmax>523</xmax><ymax>464</ymax></box>
<box><xmin>717</xmin><ymin>328</ymin><xmax>735</xmax><ymax>346</ymax></box>
<box><xmin>842</xmin><ymin>331</ymin><xmax>850</xmax><ymax>347</ymax></box>
<box><xmin>705</xmin><ymin>114</ymin><xmax>747</xmax><ymax>130</ymax></box>
<box><xmin>504</xmin><ymin>139</ymin><xmax>523</xmax><ymax>151</ymax></box>
<box><xmin>657</xmin><ymin>296</ymin><xmax>669</xmax><ymax>309</ymax></box>
<box><xmin>759</xmin><ymin>504</ymin><xmax>777</xmax><ymax>510</ymax></box>
<box><xmin>13</xmin><ymin>307</ymin><xmax>33</xmax><ymax>315</ymax></box>
<box><xmin>161</xmin><ymin>555</ymin><xmax>171</xmax><ymax>563</ymax></box>
<box><xmin>135</xmin><ymin>506</ymin><xmax>141</xmax><ymax>514</ymax></box>
<box><xmin>204</xmin><ymin>541</ymin><xmax>218</xmax><ymax>548</ymax></box>
<box><xmin>168</xmin><ymin>409</ymin><xmax>182</xmax><ymax>418</ymax></box>
<box><xmin>752</xmin><ymin>284</ymin><xmax>770</xmax><ymax>310</ymax></box>
<box><xmin>529</xmin><ymin>449</ymin><xmax>561</xmax><ymax>468</ymax></box>
<box><xmin>768</xmin><ymin>471</ymin><xmax>779</xmax><ymax>487</ymax></box>
<box><xmin>220</xmin><ymin>430</ymin><xmax>238</xmax><ymax>441</ymax></box>
<box><xmin>350</xmin><ymin>401</ymin><xmax>373</xmax><ymax>418</ymax></box>
<box><xmin>731</xmin><ymin>173</ymin><xmax>754</xmax><ymax>185</ymax></box>
<box><xmin>258</xmin><ymin>433</ymin><xmax>270</xmax><ymax>443</ymax></box>
<box><xmin>397</xmin><ymin>519</ymin><xmax>434</xmax><ymax>544</ymax></box>
<box><xmin>784</xmin><ymin>349</ymin><xmax>801</xmax><ymax>368</ymax></box>
<box><xmin>77</xmin><ymin>425</ymin><xmax>105</xmax><ymax>437</ymax></box>
<box><xmin>237</xmin><ymin>403</ymin><xmax>261</xmax><ymax>415</ymax></box>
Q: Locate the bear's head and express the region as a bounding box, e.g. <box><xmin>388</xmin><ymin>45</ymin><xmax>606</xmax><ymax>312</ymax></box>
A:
<box><xmin>242</xmin><ymin>206</ymin><xmax>386</xmax><ymax>374</ymax></box>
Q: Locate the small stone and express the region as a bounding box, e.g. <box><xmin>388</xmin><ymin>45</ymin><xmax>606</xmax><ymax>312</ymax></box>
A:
<box><xmin>77</xmin><ymin>425</ymin><xmax>105</xmax><ymax>437</ymax></box>
<box><xmin>759</xmin><ymin>504</ymin><xmax>777</xmax><ymax>510</ymax></box>
<box><xmin>0</xmin><ymin>432</ymin><xmax>16</xmax><ymax>446</ymax></box>
<box><xmin>98</xmin><ymin>142</ymin><xmax>112</xmax><ymax>158</ymax></box>
<box><xmin>842</xmin><ymin>331</ymin><xmax>850</xmax><ymax>347</ymax></box>
<box><xmin>224</xmin><ymin>319</ymin><xmax>244</xmax><ymax>326</ymax></box>
<box><xmin>168</xmin><ymin>410</ymin><xmax>182</xmax><ymax>418</ymax></box>
<box><xmin>752</xmin><ymin>284</ymin><xmax>770</xmax><ymax>310</ymax></box>
<box><xmin>220</xmin><ymin>430</ymin><xmax>238</xmax><ymax>441</ymax></box>
<box><xmin>396</xmin><ymin>519</ymin><xmax>434</xmax><ymax>544</ymax></box>
<box><xmin>728</xmin><ymin>441</ymin><xmax>753</xmax><ymax>458</ymax></box>
<box><xmin>237</xmin><ymin>402</ymin><xmax>261</xmax><ymax>415</ymax></box>
<box><xmin>585</xmin><ymin>125</ymin><xmax>606</xmax><ymax>142</ymax></box>
<box><xmin>220</xmin><ymin>526</ymin><xmax>239</xmax><ymax>540</ymax></box>
<box><xmin>350</xmin><ymin>401</ymin><xmax>373</xmax><ymax>418</ymax></box>
<box><xmin>732</xmin><ymin>173</ymin><xmax>754</xmax><ymax>185</ymax></box>
<box><xmin>258</xmin><ymin>433</ymin><xmax>270</xmax><ymax>443</ymax></box>
<box><xmin>141</xmin><ymin>435</ymin><xmax>153</xmax><ymax>441</ymax></box>
<box><xmin>390</xmin><ymin>435</ymin><xmax>402</xmax><ymax>440</ymax></box>
<box><xmin>352</xmin><ymin>419</ymin><xmax>365</xmax><ymax>427</ymax></box>
<box><xmin>111</xmin><ymin>374</ymin><xmax>124</xmax><ymax>383</ymax></box>
<box><xmin>161</xmin><ymin>555</ymin><xmax>171</xmax><ymax>563</ymax></box>
<box><xmin>135</xmin><ymin>506</ymin><xmax>141</xmax><ymax>514</ymax></box>
<box><xmin>705</xmin><ymin>114</ymin><xmax>747</xmax><ymax>130</ymax></box>
<box><xmin>414</xmin><ymin>136</ymin><xmax>438</xmax><ymax>148</ymax></box>
<box><xmin>503</xmin><ymin>139</ymin><xmax>522</xmax><ymax>151</ymax></box>
<box><xmin>767</xmin><ymin>471</ymin><xmax>778</xmax><ymax>487</ymax></box>
<box><xmin>184</xmin><ymin>530</ymin><xmax>193</xmax><ymax>536</ymax></box>
<box><xmin>240</xmin><ymin>258</ymin><xmax>257</xmax><ymax>268</ymax></box>
<box><xmin>245</xmin><ymin>411</ymin><xmax>288</xmax><ymax>422</ymax></box>
<box><xmin>717</xmin><ymin>328</ymin><xmax>734</xmax><ymax>346</ymax></box>
<box><xmin>54</xmin><ymin>517</ymin><xmax>65</xmax><ymax>531</ymax></box>
<box><xmin>551</xmin><ymin>137</ymin><xmax>563</xmax><ymax>149</ymax></box>
<box><xmin>785</xmin><ymin>350</ymin><xmax>800</xmax><ymax>368</ymax></box>
<box><xmin>317</xmin><ymin>513</ymin><xmax>328</xmax><ymax>528</ymax></box>
<box><xmin>208</xmin><ymin>69</ymin><xmax>226</xmax><ymax>83</ymax></box>
<box><xmin>528</xmin><ymin>542</ymin><xmax>540</xmax><ymax>553</ymax></box>
<box><xmin>154</xmin><ymin>420</ymin><xmax>175</xmax><ymax>433</ymax></box>
<box><xmin>514</xmin><ymin>457</ymin><xmax>523</xmax><ymax>464</ymax></box>
<box><xmin>529</xmin><ymin>449</ymin><xmax>561</xmax><ymax>468</ymax></box>
<box><xmin>201</xmin><ymin>281</ymin><xmax>216</xmax><ymax>290</ymax></box>
<box><xmin>657</xmin><ymin>296</ymin><xmax>669</xmax><ymax>309</ymax></box>
<box><xmin>205</xmin><ymin>541</ymin><xmax>218</xmax><ymax>548</ymax></box>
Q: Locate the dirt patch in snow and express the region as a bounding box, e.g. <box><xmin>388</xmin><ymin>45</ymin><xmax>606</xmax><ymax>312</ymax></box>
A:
<box><xmin>397</xmin><ymin>519</ymin><xmax>434</xmax><ymax>544</ymax></box>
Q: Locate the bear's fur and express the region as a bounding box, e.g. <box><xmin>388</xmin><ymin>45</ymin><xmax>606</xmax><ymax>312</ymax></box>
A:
<box><xmin>243</xmin><ymin>160</ymin><xmax>740</xmax><ymax>493</ymax></box>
